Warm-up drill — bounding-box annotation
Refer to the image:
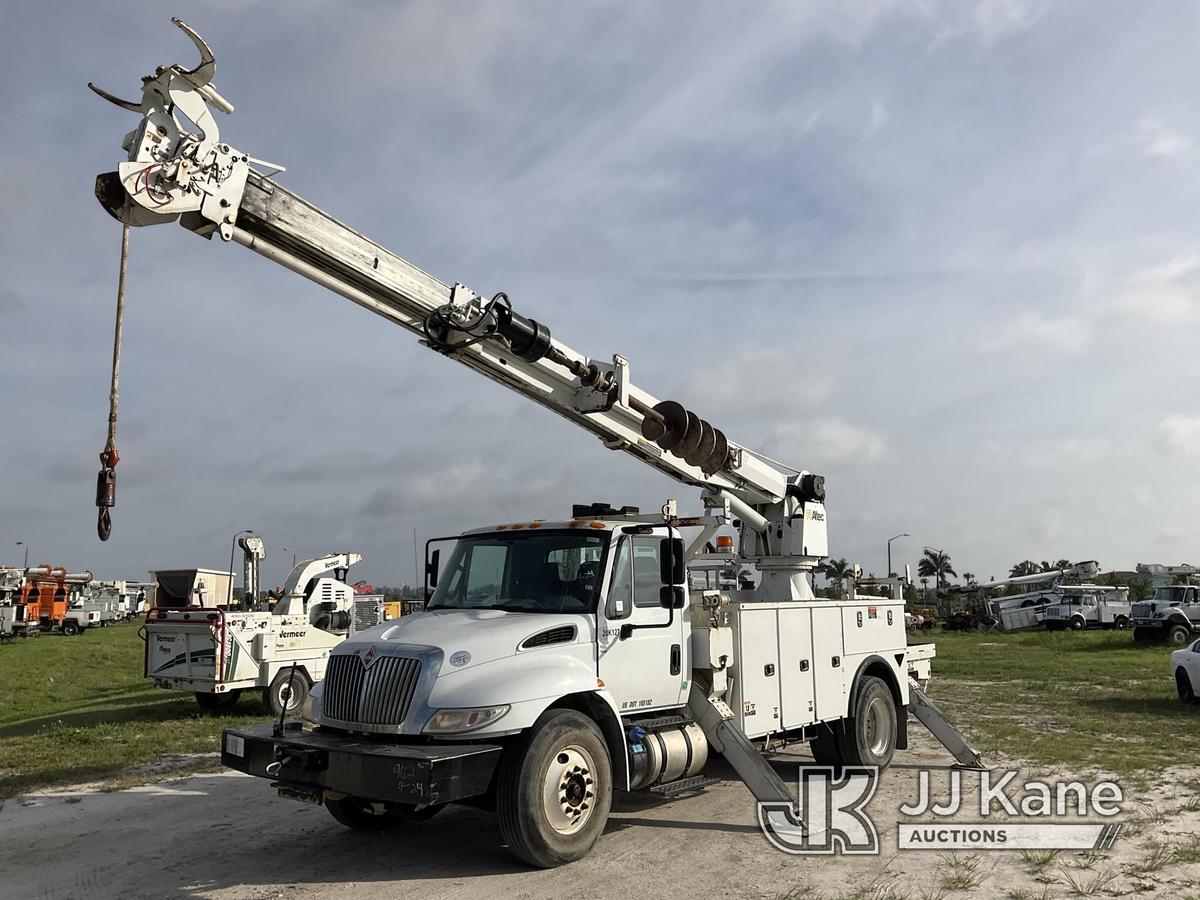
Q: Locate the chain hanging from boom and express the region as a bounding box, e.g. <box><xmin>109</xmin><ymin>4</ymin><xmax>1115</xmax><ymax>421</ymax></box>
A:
<box><xmin>95</xmin><ymin>225</ymin><xmax>129</xmax><ymax>541</ymax></box>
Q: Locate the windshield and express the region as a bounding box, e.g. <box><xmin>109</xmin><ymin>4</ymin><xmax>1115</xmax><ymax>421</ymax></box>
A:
<box><xmin>427</xmin><ymin>531</ymin><xmax>609</xmax><ymax>614</ymax></box>
<box><xmin>1155</xmin><ymin>586</ymin><xmax>1196</xmax><ymax>605</ymax></box>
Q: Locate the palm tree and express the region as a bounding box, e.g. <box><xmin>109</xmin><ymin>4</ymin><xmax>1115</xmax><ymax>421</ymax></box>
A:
<box><xmin>962</xmin><ymin>572</ymin><xmax>977</xmax><ymax>585</ymax></box>
<box><xmin>818</xmin><ymin>558</ymin><xmax>852</xmax><ymax>599</ymax></box>
<box><xmin>1009</xmin><ymin>560</ymin><xmax>1041</xmax><ymax>578</ymax></box>
<box><xmin>918</xmin><ymin>549</ymin><xmax>957</xmax><ymax>590</ymax></box>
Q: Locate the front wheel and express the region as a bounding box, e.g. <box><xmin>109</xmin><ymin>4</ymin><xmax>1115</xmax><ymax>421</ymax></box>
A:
<box><xmin>1070</xmin><ymin>617</ymin><xmax>1086</xmax><ymax>632</ymax></box>
<box><xmin>496</xmin><ymin>709</ymin><xmax>613</xmax><ymax>868</ymax></box>
<box><xmin>1168</xmin><ymin>625</ymin><xmax>1192</xmax><ymax>647</ymax></box>
<box><xmin>1177</xmin><ymin>670</ymin><xmax>1197</xmax><ymax>705</ymax></box>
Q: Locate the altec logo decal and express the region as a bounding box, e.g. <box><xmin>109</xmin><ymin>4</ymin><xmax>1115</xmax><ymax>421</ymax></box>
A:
<box><xmin>759</xmin><ymin>768</ymin><xmax>1124</xmax><ymax>855</ymax></box>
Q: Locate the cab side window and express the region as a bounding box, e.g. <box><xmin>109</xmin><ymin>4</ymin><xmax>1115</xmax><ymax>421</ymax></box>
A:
<box><xmin>632</xmin><ymin>535</ymin><xmax>663</xmax><ymax>608</ymax></box>
<box><xmin>606</xmin><ymin>539</ymin><xmax>632</xmax><ymax>620</ymax></box>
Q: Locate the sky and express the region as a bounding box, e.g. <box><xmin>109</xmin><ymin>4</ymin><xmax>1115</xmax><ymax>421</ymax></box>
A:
<box><xmin>1</xmin><ymin>1</ymin><xmax>1198</xmax><ymax>590</ymax></box>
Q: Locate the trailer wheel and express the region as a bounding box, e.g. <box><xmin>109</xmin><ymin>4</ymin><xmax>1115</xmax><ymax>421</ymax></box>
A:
<box><xmin>195</xmin><ymin>690</ymin><xmax>241</xmax><ymax>713</ymax></box>
<box><xmin>839</xmin><ymin>676</ymin><xmax>897</xmax><ymax>770</ymax></box>
<box><xmin>496</xmin><ymin>709</ymin><xmax>612</xmax><ymax>868</ymax></box>
<box><xmin>1176</xmin><ymin>670</ymin><xmax>1197</xmax><ymax>705</ymax></box>
<box><xmin>266</xmin><ymin>670</ymin><xmax>311</xmax><ymax>718</ymax></box>
<box><xmin>61</xmin><ymin>621</ymin><xmax>80</xmax><ymax>636</ymax></box>
<box><xmin>1070</xmin><ymin>617</ymin><xmax>1086</xmax><ymax>631</ymax></box>
<box><xmin>1168</xmin><ymin>624</ymin><xmax>1192</xmax><ymax>647</ymax></box>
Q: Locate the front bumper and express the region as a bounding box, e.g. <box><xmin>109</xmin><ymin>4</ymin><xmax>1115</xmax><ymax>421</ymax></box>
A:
<box><xmin>222</xmin><ymin>722</ymin><xmax>502</xmax><ymax>807</ymax></box>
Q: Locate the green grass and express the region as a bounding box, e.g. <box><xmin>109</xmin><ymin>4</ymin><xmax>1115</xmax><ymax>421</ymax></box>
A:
<box><xmin>0</xmin><ymin>625</ymin><xmax>266</xmax><ymax>797</ymax></box>
<box><xmin>915</xmin><ymin>630</ymin><xmax>1198</xmax><ymax>776</ymax></box>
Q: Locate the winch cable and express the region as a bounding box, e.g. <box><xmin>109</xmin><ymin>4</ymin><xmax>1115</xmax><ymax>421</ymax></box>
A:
<box><xmin>95</xmin><ymin>224</ymin><xmax>129</xmax><ymax>542</ymax></box>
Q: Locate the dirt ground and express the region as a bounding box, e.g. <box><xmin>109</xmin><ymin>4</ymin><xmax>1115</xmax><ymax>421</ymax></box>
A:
<box><xmin>3</xmin><ymin>725</ymin><xmax>1199</xmax><ymax>900</ymax></box>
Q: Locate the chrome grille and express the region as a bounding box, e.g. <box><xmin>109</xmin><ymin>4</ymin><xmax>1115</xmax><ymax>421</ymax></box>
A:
<box><xmin>323</xmin><ymin>653</ymin><xmax>422</xmax><ymax>726</ymax></box>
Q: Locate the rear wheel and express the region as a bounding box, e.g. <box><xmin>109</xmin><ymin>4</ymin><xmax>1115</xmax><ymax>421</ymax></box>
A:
<box><xmin>1168</xmin><ymin>625</ymin><xmax>1192</xmax><ymax>647</ymax></box>
<box><xmin>61</xmin><ymin>621</ymin><xmax>80</xmax><ymax>636</ymax></box>
<box><xmin>1114</xmin><ymin>616</ymin><xmax>1130</xmax><ymax>630</ymax></box>
<box><xmin>844</xmin><ymin>677</ymin><xmax>897</xmax><ymax>769</ymax></box>
<box><xmin>496</xmin><ymin>709</ymin><xmax>612</xmax><ymax>868</ymax></box>
<box><xmin>266</xmin><ymin>670</ymin><xmax>311</xmax><ymax>718</ymax></box>
<box><xmin>1177</xmin><ymin>670</ymin><xmax>1197</xmax><ymax>705</ymax></box>
<box><xmin>195</xmin><ymin>689</ymin><xmax>241</xmax><ymax>713</ymax></box>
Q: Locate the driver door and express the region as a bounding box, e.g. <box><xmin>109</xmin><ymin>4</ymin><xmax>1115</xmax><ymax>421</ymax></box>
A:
<box><xmin>597</xmin><ymin>531</ymin><xmax>687</xmax><ymax>714</ymax></box>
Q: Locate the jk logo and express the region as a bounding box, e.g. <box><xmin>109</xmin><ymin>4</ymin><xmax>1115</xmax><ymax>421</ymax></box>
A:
<box><xmin>758</xmin><ymin>767</ymin><xmax>880</xmax><ymax>855</ymax></box>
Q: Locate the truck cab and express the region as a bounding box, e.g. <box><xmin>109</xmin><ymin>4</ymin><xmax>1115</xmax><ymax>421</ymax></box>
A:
<box><xmin>1133</xmin><ymin>585</ymin><xmax>1200</xmax><ymax>645</ymax></box>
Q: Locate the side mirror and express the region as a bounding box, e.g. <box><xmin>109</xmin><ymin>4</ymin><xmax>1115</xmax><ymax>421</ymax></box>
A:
<box><xmin>659</xmin><ymin>537</ymin><xmax>685</xmax><ymax>585</ymax></box>
<box><xmin>425</xmin><ymin>548</ymin><xmax>440</xmax><ymax>594</ymax></box>
<box><xmin>660</xmin><ymin>585</ymin><xmax>685</xmax><ymax>609</ymax></box>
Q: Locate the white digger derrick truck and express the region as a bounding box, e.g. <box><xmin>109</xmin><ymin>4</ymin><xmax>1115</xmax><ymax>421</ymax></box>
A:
<box><xmin>145</xmin><ymin>538</ymin><xmax>379</xmax><ymax>716</ymax></box>
<box><xmin>91</xmin><ymin>20</ymin><xmax>981</xmax><ymax>868</ymax></box>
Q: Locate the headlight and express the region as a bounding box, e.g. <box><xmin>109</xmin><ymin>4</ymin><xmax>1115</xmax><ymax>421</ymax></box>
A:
<box><xmin>424</xmin><ymin>705</ymin><xmax>510</xmax><ymax>734</ymax></box>
<box><xmin>302</xmin><ymin>681</ymin><xmax>323</xmax><ymax>724</ymax></box>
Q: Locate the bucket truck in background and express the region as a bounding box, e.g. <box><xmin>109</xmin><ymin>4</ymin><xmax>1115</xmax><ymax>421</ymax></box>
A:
<box><xmin>942</xmin><ymin>561</ymin><xmax>1101</xmax><ymax>631</ymax></box>
<box><xmin>91</xmin><ymin>21</ymin><xmax>980</xmax><ymax>869</ymax></box>
<box><xmin>144</xmin><ymin>536</ymin><xmax>383</xmax><ymax>715</ymax></box>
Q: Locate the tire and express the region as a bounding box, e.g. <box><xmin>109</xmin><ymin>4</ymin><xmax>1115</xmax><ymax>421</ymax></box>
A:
<box><xmin>1133</xmin><ymin>627</ymin><xmax>1154</xmax><ymax>643</ymax></box>
<box><xmin>1114</xmin><ymin>617</ymin><xmax>1130</xmax><ymax>630</ymax></box>
<box><xmin>1168</xmin><ymin>625</ymin><xmax>1192</xmax><ymax>647</ymax></box>
<box><xmin>837</xmin><ymin>676</ymin><xmax>898</xmax><ymax>770</ymax></box>
<box><xmin>266</xmin><ymin>669</ymin><xmax>311</xmax><ymax>718</ymax></box>
<box><xmin>496</xmin><ymin>709</ymin><xmax>613</xmax><ymax>868</ymax></box>
<box><xmin>808</xmin><ymin>723</ymin><xmax>843</xmax><ymax>766</ymax></box>
<box><xmin>1177</xmin><ymin>670</ymin><xmax>1197</xmax><ymax>705</ymax></box>
<box><xmin>61</xmin><ymin>621</ymin><xmax>80</xmax><ymax>636</ymax></box>
<box><xmin>1070</xmin><ymin>617</ymin><xmax>1086</xmax><ymax>632</ymax></box>
<box><xmin>324</xmin><ymin>795</ymin><xmax>439</xmax><ymax>830</ymax></box>
<box><xmin>195</xmin><ymin>690</ymin><xmax>241</xmax><ymax>713</ymax></box>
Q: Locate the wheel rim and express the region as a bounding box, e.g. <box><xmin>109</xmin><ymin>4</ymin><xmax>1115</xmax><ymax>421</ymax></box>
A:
<box><xmin>864</xmin><ymin>696</ymin><xmax>892</xmax><ymax>758</ymax></box>
<box><xmin>541</xmin><ymin>744</ymin><xmax>597</xmax><ymax>835</ymax></box>
<box><xmin>278</xmin><ymin>682</ymin><xmax>300</xmax><ymax>711</ymax></box>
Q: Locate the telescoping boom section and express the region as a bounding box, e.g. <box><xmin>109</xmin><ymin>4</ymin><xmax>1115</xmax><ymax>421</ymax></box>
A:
<box><xmin>91</xmin><ymin>20</ymin><xmax>981</xmax><ymax>868</ymax></box>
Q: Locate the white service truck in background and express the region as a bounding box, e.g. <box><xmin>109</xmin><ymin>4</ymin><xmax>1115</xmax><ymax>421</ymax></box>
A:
<box><xmin>92</xmin><ymin>21</ymin><xmax>980</xmax><ymax>869</ymax></box>
<box><xmin>1042</xmin><ymin>585</ymin><xmax>1131</xmax><ymax>631</ymax></box>
<box><xmin>145</xmin><ymin>542</ymin><xmax>383</xmax><ymax>715</ymax></box>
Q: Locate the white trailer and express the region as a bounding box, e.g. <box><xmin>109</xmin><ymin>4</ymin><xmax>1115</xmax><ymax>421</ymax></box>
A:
<box><xmin>145</xmin><ymin>547</ymin><xmax>382</xmax><ymax>715</ymax></box>
<box><xmin>91</xmin><ymin>22</ymin><xmax>980</xmax><ymax>869</ymax></box>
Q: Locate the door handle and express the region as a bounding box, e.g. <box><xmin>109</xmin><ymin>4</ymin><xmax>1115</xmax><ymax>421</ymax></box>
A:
<box><xmin>670</xmin><ymin>643</ymin><xmax>681</xmax><ymax>676</ymax></box>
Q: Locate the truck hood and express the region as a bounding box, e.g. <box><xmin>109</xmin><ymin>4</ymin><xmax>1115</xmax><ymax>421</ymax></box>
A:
<box><xmin>348</xmin><ymin>608</ymin><xmax>591</xmax><ymax>672</ymax></box>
